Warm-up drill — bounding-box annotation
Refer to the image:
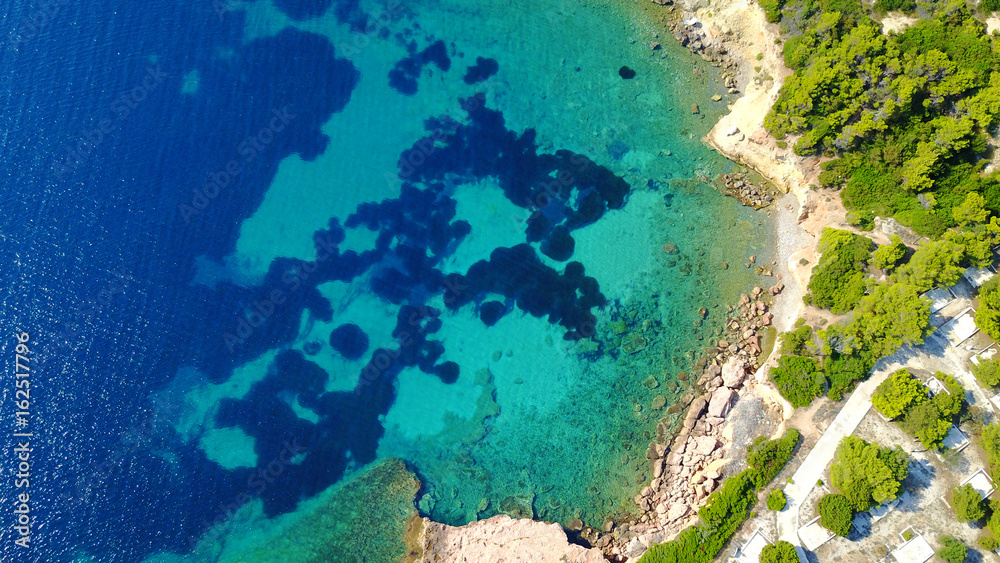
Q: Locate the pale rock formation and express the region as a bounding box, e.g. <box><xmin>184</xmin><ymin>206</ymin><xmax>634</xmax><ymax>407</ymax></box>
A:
<box><xmin>412</xmin><ymin>515</ymin><xmax>605</xmax><ymax>563</ymax></box>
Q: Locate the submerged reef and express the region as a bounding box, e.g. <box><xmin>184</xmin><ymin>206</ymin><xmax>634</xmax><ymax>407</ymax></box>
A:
<box><xmin>217</xmin><ymin>458</ymin><xmax>420</xmax><ymax>563</ymax></box>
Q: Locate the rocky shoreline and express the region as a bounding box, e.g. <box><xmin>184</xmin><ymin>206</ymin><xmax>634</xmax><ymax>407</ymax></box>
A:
<box><xmin>586</xmin><ymin>279</ymin><xmax>784</xmax><ymax>561</ymax></box>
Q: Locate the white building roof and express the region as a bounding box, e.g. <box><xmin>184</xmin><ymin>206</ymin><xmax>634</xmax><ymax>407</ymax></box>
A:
<box><xmin>891</xmin><ymin>533</ymin><xmax>934</xmax><ymax>563</ymax></box>
<box><xmin>941</xmin><ymin>426</ymin><xmax>970</xmax><ymax>451</ymax></box>
<box><xmin>938</xmin><ymin>308</ymin><xmax>980</xmax><ymax>346</ymax></box>
<box><xmin>923</xmin><ymin>287</ymin><xmax>956</xmax><ymax>314</ymax></box>
<box><xmin>964</xmin><ymin>265</ymin><xmax>997</xmax><ymax>288</ymax></box>
<box><xmin>798</xmin><ymin>516</ymin><xmax>835</xmax><ymax>551</ymax></box>
<box><xmin>735</xmin><ymin>528</ymin><xmax>772</xmax><ymax>563</ymax></box>
<box><xmin>960</xmin><ymin>469</ymin><xmax>996</xmax><ymax>499</ymax></box>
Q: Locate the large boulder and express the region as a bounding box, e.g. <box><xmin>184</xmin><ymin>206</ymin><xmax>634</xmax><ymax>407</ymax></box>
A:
<box><xmin>707</xmin><ymin>387</ymin><xmax>735</xmax><ymax>418</ymax></box>
<box><xmin>692</xmin><ymin>436</ymin><xmax>719</xmax><ymax>456</ymax></box>
<box><xmin>721</xmin><ymin>357</ymin><xmax>747</xmax><ymax>389</ymax></box>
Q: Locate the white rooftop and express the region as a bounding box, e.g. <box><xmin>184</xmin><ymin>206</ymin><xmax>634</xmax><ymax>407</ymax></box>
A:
<box><xmin>938</xmin><ymin>308</ymin><xmax>980</xmax><ymax>346</ymax></box>
<box><xmin>735</xmin><ymin>528</ymin><xmax>772</xmax><ymax>563</ymax></box>
<box><xmin>923</xmin><ymin>287</ymin><xmax>956</xmax><ymax>313</ymax></box>
<box><xmin>941</xmin><ymin>425</ymin><xmax>970</xmax><ymax>451</ymax></box>
<box><xmin>960</xmin><ymin>469</ymin><xmax>996</xmax><ymax>499</ymax></box>
<box><xmin>798</xmin><ymin>516</ymin><xmax>835</xmax><ymax>551</ymax></box>
<box><xmin>973</xmin><ymin>345</ymin><xmax>1000</xmax><ymax>366</ymax></box>
<box><xmin>964</xmin><ymin>265</ymin><xmax>997</xmax><ymax>288</ymax></box>
<box><xmin>891</xmin><ymin>533</ymin><xmax>934</xmax><ymax>563</ymax></box>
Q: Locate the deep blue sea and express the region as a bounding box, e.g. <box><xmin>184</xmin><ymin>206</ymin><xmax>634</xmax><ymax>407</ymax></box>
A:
<box><xmin>0</xmin><ymin>0</ymin><xmax>774</xmax><ymax>561</ymax></box>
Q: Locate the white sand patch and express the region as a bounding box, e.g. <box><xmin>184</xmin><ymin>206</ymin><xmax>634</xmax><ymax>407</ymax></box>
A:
<box><xmin>200</xmin><ymin>426</ymin><xmax>258</xmax><ymax>469</ymax></box>
<box><xmin>880</xmin><ymin>13</ymin><xmax>919</xmax><ymax>35</ymax></box>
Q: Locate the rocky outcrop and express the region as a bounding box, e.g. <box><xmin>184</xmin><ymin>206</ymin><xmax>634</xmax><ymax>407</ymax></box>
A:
<box><xmin>411</xmin><ymin>515</ymin><xmax>606</xmax><ymax>563</ymax></box>
<box><xmin>597</xmin><ymin>278</ymin><xmax>786</xmax><ymax>560</ymax></box>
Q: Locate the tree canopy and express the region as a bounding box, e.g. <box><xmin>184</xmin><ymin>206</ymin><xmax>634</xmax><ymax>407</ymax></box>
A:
<box><xmin>976</xmin><ymin>276</ymin><xmax>1000</xmax><ymax>342</ymax></box>
<box><xmin>760</xmin><ymin>541</ymin><xmax>799</xmax><ymax>563</ymax></box>
<box><xmin>952</xmin><ymin>483</ymin><xmax>986</xmax><ymax>523</ymax></box>
<box><xmin>770</xmin><ymin>355</ymin><xmax>826</xmax><ymax>408</ymax></box>
<box><xmin>871</xmin><ymin>369</ymin><xmax>928</xmax><ymax>419</ymax></box>
<box><xmin>818</xmin><ymin>493</ymin><xmax>854</xmax><ymax>537</ymax></box>
<box><xmin>830</xmin><ymin>436</ymin><xmax>909</xmax><ymax>511</ymax></box>
<box><xmin>972</xmin><ymin>357</ymin><xmax>1000</xmax><ymax>388</ymax></box>
<box><xmin>806</xmin><ymin>228</ymin><xmax>873</xmax><ymax>313</ymax></box>
<box><xmin>870</xmin><ymin>235</ymin><xmax>906</xmax><ymax>271</ymax></box>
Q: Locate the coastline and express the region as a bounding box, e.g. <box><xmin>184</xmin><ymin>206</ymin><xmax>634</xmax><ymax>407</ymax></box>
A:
<box><xmin>405</xmin><ymin>0</ymin><xmax>831</xmax><ymax>560</ymax></box>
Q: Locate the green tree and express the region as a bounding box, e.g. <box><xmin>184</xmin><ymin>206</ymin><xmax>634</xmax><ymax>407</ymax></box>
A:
<box><xmin>780</xmin><ymin>323</ymin><xmax>813</xmax><ymax>356</ymax></box>
<box><xmin>952</xmin><ymin>483</ymin><xmax>986</xmax><ymax>523</ymax></box>
<box><xmin>830</xmin><ymin>436</ymin><xmax>909</xmax><ymax>511</ymax></box>
<box><xmin>767</xmin><ymin>488</ymin><xmax>787</xmax><ymax>511</ymax></box>
<box><xmin>953</xmin><ymin>192</ymin><xmax>989</xmax><ymax>226</ymax></box>
<box><xmin>976</xmin><ymin>276</ymin><xmax>1000</xmax><ymax>342</ymax></box>
<box><xmin>806</xmin><ymin>228</ymin><xmax>873</xmax><ymax>314</ymax></box>
<box><xmin>871</xmin><ymin>369</ymin><xmax>928</xmax><ymax>419</ymax></box>
<box><xmin>972</xmin><ymin>357</ymin><xmax>1000</xmax><ymax>388</ymax></box>
<box><xmin>746</xmin><ymin>429</ymin><xmax>802</xmax><ymax>489</ymax></box>
<box><xmin>760</xmin><ymin>541</ymin><xmax>799</xmax><ymax>563</ymax></box>
<box><xmin>937</xmin><ymin>535</ymin><xmax>968</xmax><ymax>563</ymax></box>
<box><xmin>836</xmin><ymin>283</ymin><xmax>931</xmax><ymax>359</ymax></box>
<box><xmin>818</xmin><ymin>494</ymin><xmax>854</xmax><ymax>536</ymax></box>
<box><xmin>978</xmin><ymin>534</ymin><xmax>998</xmax><ymax>551</ymax></box>
<box><xmin>893</xmin><ymin>238</ymin><xmax>967</xmax><ymax>293</ymax></box>
<box><xmin>770</xmin><ymin>355</ymin><xmax>826</xmax><ymax>407</ymax></box>
<box><xmin>870</xmin><ymin>235</ymin><xmax>907</xmax><ymax>271</ymax></box>
<box><xmin>981</xmin><ymin>423</ymin><xmax>1000</xmax><ymax>478</ymax></box>
<box><xmin>902</xmin><ymin>401</ymin><xmax>953</xmax><ymax>450</ymax></box>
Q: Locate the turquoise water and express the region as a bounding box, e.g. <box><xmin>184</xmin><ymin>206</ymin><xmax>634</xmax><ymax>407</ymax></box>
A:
<box><xmin>161</xmin><ymin>0</ymin><xmax>774</xmax><ymax>558</ymax></box>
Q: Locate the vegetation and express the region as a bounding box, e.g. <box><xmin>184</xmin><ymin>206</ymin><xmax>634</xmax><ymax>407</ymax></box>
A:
<box><xmin>829</xmin><ymin>436</ymin><xmax>909</xmax><ymax>512</ymax></box>
<box><xmin>978</xmin><ymin>534</ymin><xmax>999</xmax><ymax>551</ymax></box>
<box><xmin>937</xmin><ymin>535</ymin><xmax>968</xmax><ymax>563</ymax></box>
<box><xmin>980</xmin><ymin>423</ymin><xmax>1000</xmax><ymax>480</ymax></box>
<box><xmin>870</xmin><ymin>235</ymin><xmax>906</xmax><ymax>271</ymax></box>
<box><xmin>640</xmin><ymin>430</ymin><xmax>800</xmax><ymax>563</ymax></box>
<box><xmin>818</xmin><ymin>493</ymin><xmax>854</xmax><ymax>536</ymax></box>
<box><xmin>972</xmin><ymin>357</ymin><xmax>1000</xmax><ymax>388</ymax></box>
<box><xmin>765</xmin><ymin>0</ymin><xmax>1000</xmax><ymax>239</ymax></box>
<box><xmin>779</xmin><ymin>321</ymin><xmax>814</xmax><ymax>356</ymax></box>
<box><xmin>767</xmin><ymin>488</ymin><xmax>787</xmax><ymax>511</ymax></box>
<box><xmin>770</xmin><ymin>355</ymin><xmax>825</xmax><ymax>407</ymax></box>
<box><xmin>977</xmin><ymin>276</ymin><xmax>1000</xmax><ymax>341</ymax></box>
<box><xmin>899</xmin><ymin>372</ymin><xmax>963</xmax><ymax>450</ymax></box>
<box><xmin>871</xmin><ymin>369</ymin><xmax>928</xmax><ymax>419</ymax></box>
<box><xmin>760</xmin><ymin>541</ymin><xmax>799</xmax><ymax>563</ymax></box>
<box><xmin>804</xmin><ymin>228</ymin><xmax>873</xmax><ymax>313</ymax></box>
<box><xmin>952</xmin><ymin>483</ymin><xmax>986</xmax><ymax>523</ymax></box>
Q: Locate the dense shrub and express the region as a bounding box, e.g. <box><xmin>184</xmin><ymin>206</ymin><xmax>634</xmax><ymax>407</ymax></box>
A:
<box><xmin>873</xmin><ymin>0</ymin><xmax>915</xmax><ymax>14</ymax></box>
<box><xmin>760</xmin><ymin>0</ymin><xmax>784</xmax><ymax>22</ymax></box>
<box><xmin>978</xmin><ymin>534</ymin><xmax>999</xmax><ymax>551</ymax></box>
<box><xmin>767</xmin><ymin>488</ymin><xmax>787</xmax><ymax>511</ymax></box>
<box><xmin>972</xmin><ymin>357</ymin><xmax>1000</xmax><ymax>388</ymax></box>
<box><xmin>830</xmin><ymin>436</ymin><xmax>909</xmax><ymax>512</ymax></box>
<box><xmin>760</xmin><ymin>541</ymin><xmax>799</xmax><ymax>563</ymax></box>
<box><xmin>747</xmin><ymin>429</ymin><xmax>802</xmax><ymax>488</ymax></box>
<box><xmin>870</xmin><ymin>235</ymin><xmax>906</xmax><ymax>271</ymax></box>
<box><xmin>871</xmin><ymin>369</ymin><xmax>927</xmax><ymax>419</ymax></box>
<box><xmin>818</xmin><ymin>494</ymin><xmax>854</xmax><ymax>536</ymax></box>
<box><xmin>779</xmin><ymin>322</ymin><xmax>813</xmax><ymax>356</ymax></box>
<box><xmin>952</xmin><ymin>483</ymin><xmax>986</xmax><ymax>523</ymax></box>
<box><xmin>805</xmin><ymin>228</ymin><xmax>873</xmax><ymax>314</ymax></box>
<box><xmin>770</xmin><ymin>355</ymin><xmax>825</xmax><ymax>407</ymax></box>
<box><xmin>976</xmin><ymin>276</ymin><xmax>1000</xmax><ymax>342</ymax></box>
<box><xmin>937</xmin><ymin>536</ymin><xmax>968</xmax><ymax>563</ymax></box>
